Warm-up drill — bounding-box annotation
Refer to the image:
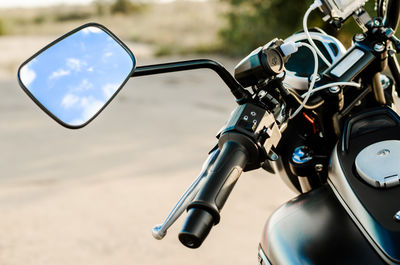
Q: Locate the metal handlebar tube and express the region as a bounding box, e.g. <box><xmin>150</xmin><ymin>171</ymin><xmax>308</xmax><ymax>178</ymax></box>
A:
<box><xmin>152</xmin><ymin>148</ymin><xmax>220</xmax><ymax>240</ymax></box>
<box><xmin>298</xmin><ymin>26</ymin><xmax>386</xmax><ymax>139</ymax></box>
<box><xmin>388</xmin><ymin>51</ymin><xmax>400</xmax><ymax>95</ymax></box>
<box><xmin>372</xmin><ymin>72</ymin><xmax>387</xmax><ymax>105</ymax></box>
<box><xmin>383</xmin><ymin>0</ymin><xmax>400</xmax><ymax>32</ymax></box>
<box><xmin>318</xmin><ymin>23</ymin><xmax>390</xmax><ymax>98</ymax></box>
<box><xmin>132</xmin><ymin>59</ymin><xmax>251</xmax><ymax>104</ymax></box>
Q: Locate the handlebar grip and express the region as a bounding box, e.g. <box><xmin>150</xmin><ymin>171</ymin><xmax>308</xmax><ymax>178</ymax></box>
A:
<box><xmin>179</xmin><ymin>139</ymin><xmax>249</xmax><ymax>248</ymax></box>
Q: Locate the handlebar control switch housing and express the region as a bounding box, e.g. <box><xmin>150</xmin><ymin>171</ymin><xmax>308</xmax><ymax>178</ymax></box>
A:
<box><xmin>218</xmin><ymin>103</ymin><xmax>281</xmax><ymax>170</ymax></box>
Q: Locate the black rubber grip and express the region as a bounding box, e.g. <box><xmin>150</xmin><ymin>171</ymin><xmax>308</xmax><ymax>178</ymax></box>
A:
<box><xmin>179</xmin><ymin>139</ymin><xmax>249</xmax><ymax>248</ymax></box>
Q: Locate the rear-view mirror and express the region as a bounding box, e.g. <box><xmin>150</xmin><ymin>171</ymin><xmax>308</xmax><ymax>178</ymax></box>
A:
<box><xmin>18</xmin><ymin>23</ymin><xmax>136</xmax><ymax>128</ymax></box>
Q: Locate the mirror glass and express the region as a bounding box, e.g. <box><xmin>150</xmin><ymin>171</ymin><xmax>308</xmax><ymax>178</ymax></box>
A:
<box><xmin>18</xmin><ymin>24</ymin><xmax>135</xmax><ymax>128</ymax></box>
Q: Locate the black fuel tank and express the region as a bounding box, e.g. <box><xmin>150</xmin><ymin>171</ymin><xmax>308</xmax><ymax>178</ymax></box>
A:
<box><xmin>328</xmin><ymin>107</ymin><xmax>400</xmax><ymax>264</ymax></box>
<box><xmin>259</xmin><ymin>185</ymin><xmax>385</xmax><ymax>265</ymax></box>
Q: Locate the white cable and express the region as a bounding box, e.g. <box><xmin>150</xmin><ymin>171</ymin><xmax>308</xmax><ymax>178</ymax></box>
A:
<box><xmin>289</xmin><ymin>90</ymin><xmax>325</xmax><ymax>109</ymax></box>
<box><xmin>280</xmin><ymin>41</ymin><xmax>299</xmax><ymax>56</ymax></box>
<box><xmin>289</xmin><ymin>42</ymin><xmax>319</xmax><ymax>119</ymax></box>
<box><xmin>303</xmin><ymin>2</ymin><xmax>332</xmax><ymax>68</ymax></box>
<box><xmin>301</xmin><ymin>82</ymin><xmax>362</xmax><ymax>98</ymax></box>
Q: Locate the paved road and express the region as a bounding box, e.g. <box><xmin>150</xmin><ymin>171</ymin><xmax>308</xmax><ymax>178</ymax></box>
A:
<box><xmin>0</xmin><ymin>37</ymin><xmax>295</xmax><ymax>265</ymax></box>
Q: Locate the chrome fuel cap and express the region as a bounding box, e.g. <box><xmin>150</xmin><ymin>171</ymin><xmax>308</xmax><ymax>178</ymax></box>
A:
<box><xmin>355</xmin><ymin>140</ymin><xmax>400</xmax><ymax>188</ymax></box>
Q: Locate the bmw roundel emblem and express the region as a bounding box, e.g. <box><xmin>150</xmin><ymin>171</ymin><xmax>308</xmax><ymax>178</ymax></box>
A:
<box><xmin>394</xmin><ymin>211</ymin><xmax>400</xmax><ymax>222</ymax></box>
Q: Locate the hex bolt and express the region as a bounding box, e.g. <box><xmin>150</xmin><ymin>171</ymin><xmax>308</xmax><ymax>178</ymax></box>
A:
<box><xmin>354</xmin><ymin>33</ymin><xmax>366</xmax><ymax>42</ymax></box>
<box><xmin>315</xmin><ymin>164</ymin><xmax>324</xmax><ymax>172</ymax></box>
<box><xmin>374</xmin><ymin>43</ymin><xmax>385</xmax><ymax>53</ymax></box>
<box><xmin>311</xmin><ymin>74</ymin><xmax>321</xmax><ymax>82</ymax></box>
<box><xmin>329</xmin><ymin>86</ymin><xmax>340</xmax><ymax>94</ymax></box>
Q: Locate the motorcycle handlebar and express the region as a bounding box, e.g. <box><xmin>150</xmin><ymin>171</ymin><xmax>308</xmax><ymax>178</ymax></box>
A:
<box><xmin>383</xmin><ymin>0</ymin><xmax>400</xmax><ymax>32</ymax></box>
<box><xmin>178</xmin><ymin>139</ymin><xmax>249</xmax><ymax>248</ymax></box>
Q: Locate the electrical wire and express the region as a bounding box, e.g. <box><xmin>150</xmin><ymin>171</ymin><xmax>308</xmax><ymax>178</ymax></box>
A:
<box><xmin>289</xmin><ymin>42</ymin><xmax>319</xmax><ymax>119</ymax></box>
<box><xmin>377</xmin><ymin>0</ymin><xmax>384</xmax><ymax>18</ymax></box>
<box><xmin>303</xmin><ymin>3</ymin><xmax>333</xmax><ymax>68</ymax></box>
<box><xmin>300</xmin><ymin>82</ymin><xmax>362</xmax><ymax>98</ymax></box>
<box><xmin>289</xmin><ymin>90</ymin><xmax>325</xmax><ymax>109</ymax></box>
<box><xmin>286</xmin><ymin>1</ymin><xmax>363</xmax><ymax>118</ymax></box>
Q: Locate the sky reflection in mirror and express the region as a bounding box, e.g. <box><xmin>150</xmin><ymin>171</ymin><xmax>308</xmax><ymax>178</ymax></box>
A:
<box><xmin>19</xmin><ymin>26</ymin><xmax>134</xmax><ymax>127</ymax></box>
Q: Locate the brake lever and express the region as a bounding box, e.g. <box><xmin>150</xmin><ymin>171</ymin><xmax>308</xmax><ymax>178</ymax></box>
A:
<box><xmin>152</xmin><ymin>148</ymin><xmax>220</xmax><ymax>240</ymax></box>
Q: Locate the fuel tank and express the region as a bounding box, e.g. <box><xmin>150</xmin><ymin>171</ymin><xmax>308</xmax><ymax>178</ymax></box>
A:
<box><xmin>328</xmin><ymin>107</ymin><xmax>400</xmax><ymax>264</ymax></box>
<box><xmin>259</xmin><ymin>185</ymin><xmax>385</xmax><ymax>265</ymax></box>
<box><xmin>260</xmin><ymin>107</ymin><xmax>400</xmax><ymax>265</ymax></box>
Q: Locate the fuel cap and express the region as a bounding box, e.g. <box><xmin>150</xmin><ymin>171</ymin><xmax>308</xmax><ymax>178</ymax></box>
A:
<box><xmin>355</xmin><ymin>140</ymin><xmax>400</xmax><ymax>188</ymax></box>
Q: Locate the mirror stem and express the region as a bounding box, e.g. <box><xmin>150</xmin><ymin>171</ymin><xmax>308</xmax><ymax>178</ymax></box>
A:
<box><xmin>132</xmin><ymin>59</ymin><xmax>250</xmax><ymax>104</ymax></box>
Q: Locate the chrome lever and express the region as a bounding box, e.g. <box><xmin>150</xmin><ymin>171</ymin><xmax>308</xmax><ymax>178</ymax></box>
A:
<box><xmin>152</xmin><ymin>148</ymin><xmax>220</xmax><ymax>240</ymax></box>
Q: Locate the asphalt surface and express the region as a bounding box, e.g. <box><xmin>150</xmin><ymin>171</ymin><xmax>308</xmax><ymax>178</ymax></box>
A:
<box><xmin>0</xmin><ymin>37</ymin><xmax>295</xmax><ymax>265</ymax></box>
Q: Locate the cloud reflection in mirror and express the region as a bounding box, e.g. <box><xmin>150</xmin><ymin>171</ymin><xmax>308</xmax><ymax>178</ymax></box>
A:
<box><xmin>19</xmin><ymin>25</ymin><xmax>135</xmax><ymax>127</ymax></box>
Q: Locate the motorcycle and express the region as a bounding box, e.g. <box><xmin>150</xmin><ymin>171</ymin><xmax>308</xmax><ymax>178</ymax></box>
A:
<box><xmin>16</xmin><ymin>0</ymin><xmax>400</xmax><ymax>263</ymax></box>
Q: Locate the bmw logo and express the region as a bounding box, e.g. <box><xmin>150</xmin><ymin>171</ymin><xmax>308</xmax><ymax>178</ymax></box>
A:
<box><xmin>394</xmin><ymin>211</ymin><xmax>400</xmax><ymax>222</ymax></box>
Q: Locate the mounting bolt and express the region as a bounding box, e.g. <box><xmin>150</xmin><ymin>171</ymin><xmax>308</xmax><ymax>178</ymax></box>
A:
<box><xmin>374</xmin><ymin>43</ymin><xmax>385</xmax><ymax>53</ymax></box>
<box><xmin>267</xmin><ymin>150</ymin><xmax>279</xmax><ymax>161</ymax></box>
<box><xmin>311</xmin><ymin>74</ymin><xmax>321</xmax><ymax>82</ymax></box>
<box><xmin>315</xmin><ymin>164</ymin><xmax>324</xmax><ymax>172</ymax></box>
<box><xmin>354</xmin><ymin>33</ymin><xmax>366</xmax><ymax>42</ymax></box>
<box><xmin>329</xmin><ymin>86</ymin><xmax>340</xmax><ymax>94</ymax></box>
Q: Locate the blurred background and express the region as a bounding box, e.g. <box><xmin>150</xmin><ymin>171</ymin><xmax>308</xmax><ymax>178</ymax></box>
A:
<box><xmin>0</xmin><ymin>0</ymin><xmax>382</xmax><ymax>264</ymax></box>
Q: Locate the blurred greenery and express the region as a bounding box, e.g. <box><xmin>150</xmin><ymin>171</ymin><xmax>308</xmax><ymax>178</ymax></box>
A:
<box><xmin>0</xmin><ymin>17</ymin><xmax>15</xmax><ymax>36</ymax></box>
<box><xmin>0</xmin><ymin>0</ymin><xmax>390</xmax><ymax>58</ymax></box>
<box><xmin>219</xmin><ymin>0</ymin><xmax>377</xmax><ymax>56</ymax></box>
<box><xmin>154</xmin><ymin>43</ymin><xmax>222</xmax><ymax>57</ymax></box>
<box><xmin>33</xmin><ymin>15</ymin><xmax>47</xmax><ymax>24</ymax></box>
<box><xmin>111</xmin><ymin>0</ymin><xmax>144</xmax><ymax>14</ymax></box>
<box><xmin>94</xmin><ymin>0</ymin><xmax>108</xmax><ymax>16</ymax></box>
<box><xmin>0</xmin><ymin>19</ymin><xmax>7</xmax><ymax>35</ymax></box>
<box><xmin>0</xmin><ymin>0</ymin><xmax>146</xmax><ymax>29</ymax></box>
<box><xmin>54</xmin><ymin>11</ymin><xmax>93</xmax><ymax>22</ymax></box>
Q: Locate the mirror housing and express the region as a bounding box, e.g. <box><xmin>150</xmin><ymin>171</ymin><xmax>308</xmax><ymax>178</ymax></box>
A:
<box><xmin>18</xmin><ymin>23</ymin><xmax>136</xmax><ymax>129</ymax></box>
